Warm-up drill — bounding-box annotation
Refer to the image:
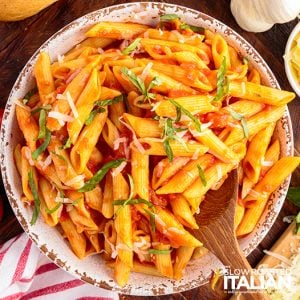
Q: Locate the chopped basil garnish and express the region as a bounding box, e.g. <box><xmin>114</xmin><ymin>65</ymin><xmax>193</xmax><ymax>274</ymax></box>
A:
<box><xmin>144</xmin><ymin>208</ymin><xmax>156</xmax><ymax>232</ymax></box>
<box><xmin>160</xmin><ymin>14</ymin><xmax>180</xmax><ymax>21</ymax></box>
<box><xmin>51</xmin><ymin>151</ymin><xmax>66</xmax><ymax>162</ymax></box>
<box><xmin>213</xmin><ymin>56</ymin><xmax>229</xmax><ymax>102</ymax></box>
<box><xmin>32</xmin><ymin>128</ymin><xmax>51</xmax><ymax>160</ymax></box>
<box><xmin>122</xmin><ymin>38</ymin><xmax>142</xmax><ymax>55</ymax></box>
<box><xmin>120</xmin><ymin>67</ymin><xmax>161</xmax><ymax>103</ymax></box>
<box><xmin>31</xmin><ymin>104</ymin><xmax>52</xmax><ymax>115</ymax></box>
<box><xmin>113</xmin><ymin>198</ymin><xmax>154</xmax><ymax>207</ymax></box>
<box><xmin>148</xmin><ymin>248</ymin><xmax>172</xmax><ymax>255</ymax></box>
<box><xmin>296</xmin><ymin>212</ymin><xmax>300</xmax><ymax>235</ymax></box>
<box><xmin>94</xmin><ymin>95</ymin><xmax>124</xmax><ymax>107</ymax></box>
<box><xmin>45</xmin><ymin>202</ymin><xmax>62</xmax><ymax>214</ymax></box>
<box><xmin>168</xmin><ymin>99</ymin><xmax>201</xmax><ymax>132</ymax></box>
<box><xmin>287</xmin><ymin>187</ymin><xmax>300</xmax><ymax>207</ymax></box>
<box><xmin>243</xmin><ymin>57</ymin><xmax>249</xmax><ymax>65</ymax></box>
<box><xmin>85</xmin><ymin>107</ymin><xmax>106</xmax><ymax>125</ymax></box>
<box><xmin>197</xmin><ymin>164</ymin><xmax>207</xmax><ymax>186</ymax></box>
<box><xmin>180</xmin><ymin>23</ymin><xmax>205</xmax><ymax>34</ymax></box>
<box><xmin>28</xmin><ymin>169</ymin><xmax>40</xmax><ymax>225</ymax></box>
<box><xmin>62</xmin><ymin>137</ymin><xmax>72</xmax><ymax>149</ymax></box>
<box><xmin>78</xmin><ymin>158</ymin><xmax>126</xmax><ymax>192</ymax></box>
<box><xmin>163</xmin><ymin>139</ymin><xmax>173</xmax><ymax>162</ymax></box>
<box><xmin>23</xmin><ymin>87</ymin><xmax>38</xmax><ymax>104</ymax></box>
<box><xmin>228</xmin><ymin>107</ymin><xmax>249</xmax><ymax>138</ymax></box>
<box><xmin>36</xmin><ymin>109</ymin><xmax>47</xmax><ymax>140</ymax></box>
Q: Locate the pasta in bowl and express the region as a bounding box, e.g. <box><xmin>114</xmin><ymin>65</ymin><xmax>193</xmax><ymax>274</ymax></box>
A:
<box><xmin>0</xmin><ymin>2</ymin><xmax>298</xmax><ymax>295</ymax></box>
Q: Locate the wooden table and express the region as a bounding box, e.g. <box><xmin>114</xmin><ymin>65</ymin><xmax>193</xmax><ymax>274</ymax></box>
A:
<box><xmin>0</xmin><ymin>0</ymin><xmax>299</xmax><ymax>299</ymax></box>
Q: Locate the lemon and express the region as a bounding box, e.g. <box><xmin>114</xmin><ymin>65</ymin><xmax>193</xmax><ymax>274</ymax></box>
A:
<box><xmin>0</xmin><ymin>0</ymin><xmax>58</xmax><ymax>21</ymax></box>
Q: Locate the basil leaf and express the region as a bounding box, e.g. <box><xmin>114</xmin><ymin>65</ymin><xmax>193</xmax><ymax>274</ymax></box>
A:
<box><xmin>163</xmin><ymin>139</ymin><xmax>173</xmax><ymax>162</ymax></box>
<box><xmin>78</xmin><ymin>158</ymin><xmax>126</xmax><ymax>192</ymax></box>
<box><xmin>127</xmin><ymin>174</ymin><xmax>134</xmax><ymax>201</ymax></box>
<box><xmin>197</xmin><ymin>164</ymin><xmax>207</xmax><ymax>186</ymax></box>
<box><xmin>122</xmin><ymin>38</ymin><xmax>141</xmax><ymax>55</ymax></box>
<box><xmin>31</xmin><ymin>105</ymin><xmax>52</xmax><ymax>115</ymax></box>
<box><xmin>144</xmin><ymin>208</ymin><xmax>156</xmax><ymax>232</ymax></box>
<box><xmin>45</xmin><ymin>202</ymin><xmax>62</xmax><ymax>214</ymax></box>
<box><xmin>36</xmin><ymin>109</ymin><xmax>47</xmax><ymax>140</ymax></box>
<box><xmin>85</xmin><ymin>107</ymin><xmax>106</xmax><ymax>126</ymax></box>
<box><xmin>296</xmin><ymin>212</ymin><xmax>300</xmax><ymax>235</ymax></box>
<box><xmin>168</xmin><ymin>99</ymin><xmax>201</xmax><ymax>132</ymax></box>
<box><xmin>213</xmin><ymin>56</ymin><xmax>228</xmax><ymax>101</ymax></box>
<box><xmin>121</xmin><ymin>67</ymin><xmax>146</xmax><ymax>95</ymax></box>
<box><xmin>228</xmin><ymin>107</ymin><xmax>249</xmax><ymax>138</ymax></box>
<box><xmin>147</xmin><ymin>76</ymin><xmax>162</xmax><ymax>92</ymax></box>
<box><xmin>23</xmin><ymin>87</ymin><xmax>38</xmax><ymax>104</ymax></box>
<box><xmin>228</xmin><ymin>107</ymin><xmax>243</xmax><ymax>121</ymax></box>
<box><xmin>243</xmin><ymin>57</ymin><xmax>249</xmax><ymax>65</ymax></box>
<box><xmin>95</xmin><ymin>95</ymin><xmax>124</xmax><ymax>107</ymax></box>
<box><xmin>60</xmin><ymin>137</ymin><xmax>72</xmax><ymax>150</ymax></box>
<box><xmin>287</xmin><ymin>187</ymin><xmax>300</xmax><ymax>207</ymax></box>
<box><xmin>175</xmin><ymin>106</ymin><xmax>181</xmax><ymax>123</ymax></box>
<box><xmin>32</xmin><ymin>128</ymin><xmax>51</xmax><ymax>160</ymax></box>
<box><xmin>28</xmin><ymin>169</ymin><xmax>40</xmax><ymax>225</ymax></box>
<box><xmin>148</xmin><ymin>248</ymin><xmax>172</xmax><ymax>255</ymax></box>
<box><xmin>180</xmin><ymin>23</ymin><xmax>205</xmax><ymax>34</ymax></box>
<box><xmin>113</xmin><ymin>198</ymin><xmax>153</xmax><ymax>207</ymax></box>
<box><xmin>51</xmin><ymin>151</ymin><xmax>66</xmax><ymax>162</ymax></box>
<box><xmin>160</xmin><ymin>14</ymin><xmax>180</xmax><ymax>21</ymax></box>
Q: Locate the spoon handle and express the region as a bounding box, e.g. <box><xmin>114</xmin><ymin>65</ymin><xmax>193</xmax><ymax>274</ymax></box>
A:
<box><xmin>195</xmin><ymin>226</ymin><xmax>270</xmax><ymax>300</ymax></box>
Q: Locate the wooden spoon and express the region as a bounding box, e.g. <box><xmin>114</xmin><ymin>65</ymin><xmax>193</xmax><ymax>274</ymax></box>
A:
<box><xmin>191</xmin><ymin>169</ymin><xmax>270</xmax><ymax>300</ymax></box>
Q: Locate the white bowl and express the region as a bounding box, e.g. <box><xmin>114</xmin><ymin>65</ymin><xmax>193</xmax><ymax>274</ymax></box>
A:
<box><xmin>0</xmin><ymin>2</ymin><xmax>294</xmax><ymax>296</ymax></box>
<box><xmin>284</xmin><ymin>21</ymin><xmax>300</xmax><ymax>97</ymax></box>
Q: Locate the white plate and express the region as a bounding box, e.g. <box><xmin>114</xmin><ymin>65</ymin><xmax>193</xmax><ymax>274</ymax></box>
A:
<box><xmin>0</xmin><ymin>2</ymin><xmax>294</xmax><ymax>296</ymax></box>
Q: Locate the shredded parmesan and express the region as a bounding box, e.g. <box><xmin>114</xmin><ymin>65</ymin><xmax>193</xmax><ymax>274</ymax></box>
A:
<box><xmin>140</xmin><ymin>62</ymin><xmax>153</xmax><ymax>81</ymax></box>
<box><xmin>111</xmin><ymin>161</ymin><xmax>127</xmax><ymax>177</ymax></box>
<box><xmin>283</xmin><ymin>215</ymin><xmax>295</xmax><ymax>223</ymax></box>
<box><xmin>56</xmin><ymin>94</ymin><xmax>67</xmax><ymax>100</ymax></box>
<box><xmin>171</xmin><ymin>30</ymin><xmax>185</xmax><ymax>43</ymax></box>
<box><xmin>113</xmin><ymin>137</ymin><xmax>127</xmax><ymax>150</ymax></box>
<box><xmin>261</xmin><ymin>159</ymin><xmax>274</xmax><ymax>167</ymax></box>
<box><xmin>39</xmin><ymin>154</ymin><xmax>52</xmax><ymax>170</ymax></box>
<box><xmin>65</xmin><ymin>68</ymin><xmax>81</xmax><ymax>85</ymax></box>
<box><xmin>66</xmin><ymin>204</ymin><xmax>74</xmax><ymax>213</ymax></box>
<box><xmin>192</xmin><ymin>148</ymin><xmax>201</xmax><ymax>160</ymax></box>
<box><xmin>14</xmin><ymin>99</ymin><xmax>31</xmax><ymax>112</ymax></box>
<box><xmin>150</xmin><ymin>101</ymin><xmax>161</xmax><ymax>112</ymax></box>
<box><xmin>155</xmin><ymin>215</ymin><xmax>166</xmax><ymax>228</ymax></box>
<box><xmin>66</xmin><ymin>91</ymin><xmax>78</xmax><ymax>118</ymax></box>
<box><xmin>97</xmin><ymin>47</ymin><xmax>104</xmax><ymax>54</ymax></box>
<box><xmin>24</xmin><ymin>147</ymin><xmax>35</xmax><ymax>166</ymax></box>
<box><xmin>64</xmin><ymin>175</ymin><xmax>85</xmax><ymax>187</ymax></box>
<box><xmin>48</xmin><ymin>111</ymin><xmax>74</xmax><ymax>123</ymax></box>
<box><xmin>158</xmin><ymin>28</ymin><xmax>163</xmax><ymax>36</ymax></box>
<box><xmin>119</xmin><ymin>117</ymin><xmax>145</xmax><ymax>153</ymax></box>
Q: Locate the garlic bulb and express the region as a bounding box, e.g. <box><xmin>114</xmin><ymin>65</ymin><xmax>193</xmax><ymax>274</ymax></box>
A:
<box><xmin>231</xmin><ymin>0</ymin><xmax>300</xmax><ymax>33</ymax></box>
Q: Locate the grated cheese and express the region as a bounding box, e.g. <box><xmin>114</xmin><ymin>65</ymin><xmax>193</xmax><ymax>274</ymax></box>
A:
<box><xmin>39</xmin><ymin>154</ymin><xmax>52</xmax><ymax>170</ymax></box>
<box><xmin>56</xmin><ymin>94</ymin><xmax>67</xmax><ymax>100</ymax></box>
<box><xmin>24</xmin><ymin>147</ymin><xmax>35</xmax><ymax>166</ymax></box>
<box><xmin>113</xmin><ymin>137</ymin><xmax>127</xmax><ymax>150</ymax></box>
<box><xmin>150</xmin><ymin>101</ymin><xmax>161</xmax><ymax>112</ymax></box>
<box><xmin>111</xmin><ymin>161</ymin><xmax>127</xmax><ymax>177</ymax></box>
<box><xmin>65</xmin><ymin>68</ymin><xmax>81</xmax><ymax>85</ymax></box>
<box><xmin>119</xmin><ymin>117</ymin><xmax>145</xmax><ymax>153</ymax></box>
<box><xmin>140</xmin><ymin>62</ymin><xmax>153</xmax><ymax>81</ymax></box>
<box><xmin>261</xmin><ymin>158</ymin><xmax>274</xmax><ymax>167</ymax></box>
<box><xmin>14</xmin><ymin>99</ymin><xmax>31</xmax><ymax>112</ymax></box>
<box><xmin>171</xmin><ymin>30</ymin><xmax>185</xmax><ymax>43</ymax></box>
<box><xmin>66</xmin><ymin>91</ymin><xmax>79</xmax><ymax>118</ymax></box>
<box><xmin>64</xmin><ymin>175</ymin><xmax>85</xmax><ymax>187</ymax></box>
<box><xmin>48</xmin><ymin>111</ymin><xmax>74</xmax><ymax>123</ymax></box>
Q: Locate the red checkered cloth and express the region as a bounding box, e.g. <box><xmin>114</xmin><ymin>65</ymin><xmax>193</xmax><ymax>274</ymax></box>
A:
<box><xmin>0</xmin><ymin>233</ymin><xmax>118</xmax><ymax>300</ymax></box>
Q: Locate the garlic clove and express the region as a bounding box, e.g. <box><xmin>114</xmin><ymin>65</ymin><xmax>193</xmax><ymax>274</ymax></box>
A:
<box><xmin>230</xmin><ymin>0</ymin><xmax>274</xmax><ymax>33</ymax></box>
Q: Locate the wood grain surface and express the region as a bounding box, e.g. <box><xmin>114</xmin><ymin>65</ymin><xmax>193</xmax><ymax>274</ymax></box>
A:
<box><xmin>0</xmin><ymin>0</ymin><xmax>299</xmax><ymax>299</ymax></box>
